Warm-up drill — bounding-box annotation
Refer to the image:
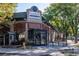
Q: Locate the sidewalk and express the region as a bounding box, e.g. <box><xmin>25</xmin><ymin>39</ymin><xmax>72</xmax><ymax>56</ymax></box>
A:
<box><xmin>0</xmin><ymin>46</ymin><xmax>64</xmax><ymax>56</ymax></box>
<box><xmin>0</xmin><ymin>43</ymin><xmax>79</xmax><ymax>56</ymax></box>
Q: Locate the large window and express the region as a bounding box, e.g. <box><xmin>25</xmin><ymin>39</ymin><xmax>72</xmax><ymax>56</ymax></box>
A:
<box><xmin>28</xmin><ymin>29</ymin><xmax>47</xmax><ymax>45</ymax></box>
<box><xmin>41</xmin><ymin>31</ymin><xmax>47</xmax><ymax>45</ymax></box>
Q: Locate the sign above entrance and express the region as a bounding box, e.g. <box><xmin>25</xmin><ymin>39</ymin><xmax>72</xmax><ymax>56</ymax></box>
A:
<box><xmin>27</xmin><ymin>6</ymin><xmax>42</xmax><ymax>23</ymax></box>
<box><xmin>28</xmin><ymin>11</ymin><xmax>41</xmax><ymax>20</ymax></box>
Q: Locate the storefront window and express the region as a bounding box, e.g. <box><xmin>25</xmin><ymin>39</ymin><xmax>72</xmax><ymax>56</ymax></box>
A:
<box><xmin>28</xmin><ymin>29</ymin><xmax>47</xmax><ymax>45</ymax></box>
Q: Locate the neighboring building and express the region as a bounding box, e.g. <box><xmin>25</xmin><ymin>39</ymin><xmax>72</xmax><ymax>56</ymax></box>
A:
<box><xmin>0</xmin><ymin>6</ymin><xmax>58</xmax><ymax>46</ymax></box>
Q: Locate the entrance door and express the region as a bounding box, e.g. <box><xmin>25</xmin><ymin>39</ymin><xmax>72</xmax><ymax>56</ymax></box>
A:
<box><xmin>8</xmin><ymin>32</ymin><xmax>18</xmax><ymax>45</ymax></box>
<box><xmin>34</xmin><ymin>30</ymin><xmax>41</xmax><ymax>45</ymax></box>
<box><xmin>9</xmin><ymin>34</ymin><xmax>15</xmax><ymax>45</ymax></box>
<box><xmin>41</xmin><ymin>31</ymin><xmax>47</xmax><ymax>45</ymax></box>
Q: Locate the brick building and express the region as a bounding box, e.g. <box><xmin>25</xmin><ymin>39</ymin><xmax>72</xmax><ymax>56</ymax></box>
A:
<box><xmin>0</xmin><ymin>6</ymin><xmax>57</xmax><ymax>46</ymax></box>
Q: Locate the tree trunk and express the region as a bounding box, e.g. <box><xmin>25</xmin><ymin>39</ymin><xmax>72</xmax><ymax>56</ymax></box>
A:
<box><xmin>74</xmin><ymin>27</ymin><xmax>78</xmax><ymax>43</ymax></box>
<box><xmin>74</xmin><ymin>34</ymin><xmax>77</xmax><ymax>43</ymax></box>
<box><xmin>65</xmin><ymin>32</ymin><xmax>68</xmax><ymax>46</ymax></box>
<box><xmin>62</xmin><ymin>33</ymin><xmax>67</xmax><ymax>46</ymax></box>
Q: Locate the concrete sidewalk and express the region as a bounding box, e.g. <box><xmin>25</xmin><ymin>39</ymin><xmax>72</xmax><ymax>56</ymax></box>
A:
<box><xmin>0</xmin><ymin>46</ymin><xmax>64</xmax><ymax>56</ymax></box>
<box><xmin>0</xmin><ymin>44</ymin><xmax>78</xmax><ymax>56</ymax></box>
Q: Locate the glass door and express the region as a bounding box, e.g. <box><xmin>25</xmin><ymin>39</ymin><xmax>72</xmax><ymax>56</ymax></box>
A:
<box><xmin>8</xmin><ymin>32</ymin><xmax>17</xmax><ymax>45</ymax></box>
<box><xmin>41</xmin><ymin>31</ymin><xmax>47</xmax><ymax>45</ymax></box>
<box><xmin>34</xmin><ymin>30</ymin><xmax>41</xmax><ymax>45</ymax></box>
<box><xmin>28</xmin><ymin>29</ymin><xmax>34</xmax><ymax>45</ymax></box>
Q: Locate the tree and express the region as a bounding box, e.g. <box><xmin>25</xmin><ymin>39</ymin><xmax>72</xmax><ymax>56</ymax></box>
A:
<box><xmin>0</xmin><ymin>3</ymin><xmax>17</xmax><ymax>26</ymax></box>
<box><xmin>43</xmin><ymin>3</ymin><xmax>79</xmax><ymax>43</ymax></box>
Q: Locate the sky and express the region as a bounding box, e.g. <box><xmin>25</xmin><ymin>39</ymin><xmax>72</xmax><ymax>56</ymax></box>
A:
<box><xmin>15</xmin><ymin>3</ymin><xmax>50</xmax><ymax>12</ymax></box>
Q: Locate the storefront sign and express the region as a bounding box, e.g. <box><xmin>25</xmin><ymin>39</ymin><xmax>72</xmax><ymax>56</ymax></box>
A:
<box><xmin>27</xmin><ymin>6</ymin><xmax>42</xmax><ymax>23</ymax></box>
<box><xmin>28</xmin><ymin>11</ymin><xmax>41</xmax><ymax>20</ymax></box>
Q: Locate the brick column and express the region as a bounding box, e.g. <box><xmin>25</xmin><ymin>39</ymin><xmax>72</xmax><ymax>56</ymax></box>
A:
<box><xmin>10</xmin><ymin>21</ymin><xmax>15</xmax><ymax>32</ymax></box>
<box><xmin>25</xmin><ymin>23</ymin><xmax>28</xmax><ymax>45</ymax></box>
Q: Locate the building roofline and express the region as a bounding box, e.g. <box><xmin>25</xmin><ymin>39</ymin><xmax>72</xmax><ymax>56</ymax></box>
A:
<box><xmin>13</xmin><ymin>12</ymin><xmax>58</xmax><ymax>31</ymax></box>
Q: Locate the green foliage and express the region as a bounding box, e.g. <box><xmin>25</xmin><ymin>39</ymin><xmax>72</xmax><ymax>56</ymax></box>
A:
<box><xmin>0</xmin><ymin>3</ymin><xmax>17</xmax><ymax>24</ymax></box>
<box><xmin>43</xmin><ymin>3</ymin><xmax>79</xmax><ymax>42</ymax></box>
<box><xmin>43</xmin><ymin>3</ymin><xmax>79</xmax><ymax>34</ymax></box>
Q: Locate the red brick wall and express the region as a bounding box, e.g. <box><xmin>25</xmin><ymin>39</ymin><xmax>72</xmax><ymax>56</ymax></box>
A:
<box><xmin>28</xmin><ymin>22</ymin><xmax>50</xmax><ymax>31</ymax></box>
<box><xmin>28</xmin><ymin>22</ymin><xmax>41</xmax><ymax>29</ymax></box>
<box><xmin>14</xmin><ymin>22</ymin><xmax>52</xmax><ymax>33</ymax></box>
<box><xmin>14</xmin><ymin>22</ymin><xmax>26</xmax><ymax>33</ymax></box>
